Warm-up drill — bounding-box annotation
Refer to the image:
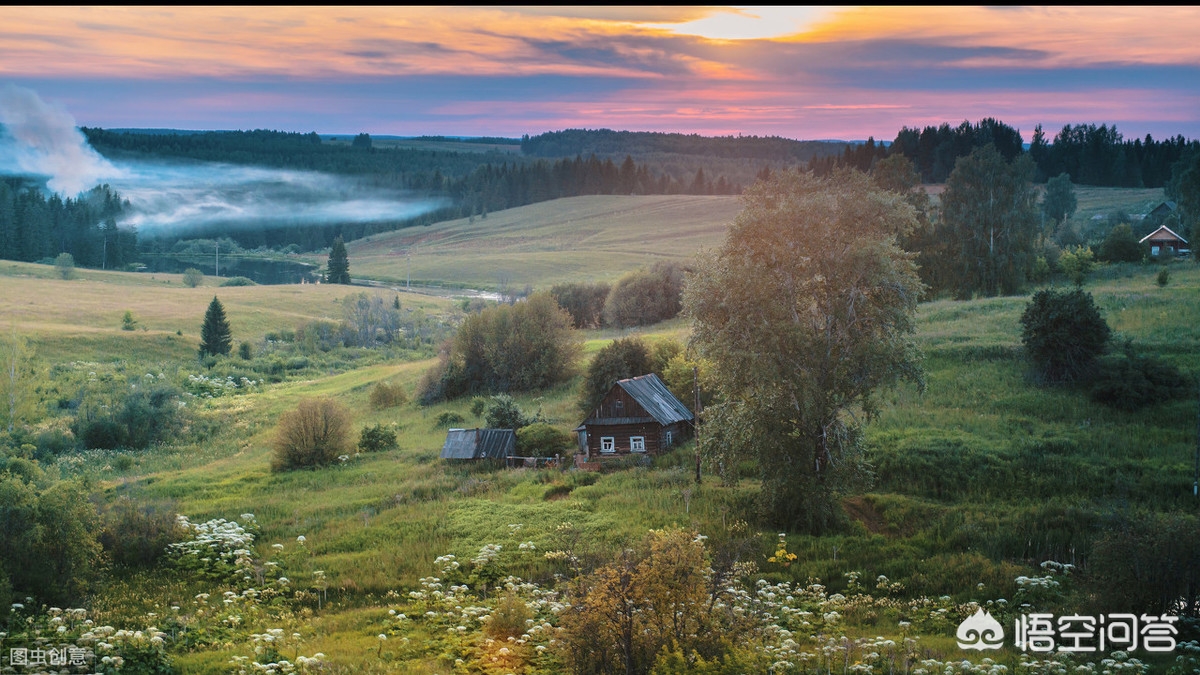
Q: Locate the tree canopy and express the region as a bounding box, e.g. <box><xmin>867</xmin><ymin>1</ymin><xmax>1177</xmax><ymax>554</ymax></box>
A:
<box><xmin>937</xmin><ymin>145</ymin><xmax>1039</xmax><ymax>298</ymax></box>
<box><xmin>199</xmin><ymin>296</ymin><xmax>233</xmax><ymax>357</ymax></box>
<box><xmin>685</xmin><ymin>169</ymin><xmax>924</xmax><ymax>532</ymax></box>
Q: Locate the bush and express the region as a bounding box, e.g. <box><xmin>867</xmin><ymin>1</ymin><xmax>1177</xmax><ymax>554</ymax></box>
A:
<box><xmin>182</xmin><ymin>267</ymin><xmax>204</xmax><ymax>287</ymax></box>
<box><xmin>1097</xmin><ymin>223</ymin><xmax>1144</xmax><ymax>263</ymax></box>
<box><xmin>271</xmin><ymin>398</ymin><xmax>353</xmax><ymax>471</ymax></box>
<box><xmin>358</xmin><ymin>424</ymin><xmax>398</xmax><ymax>453</ymax></box>
<box><xmin>418</xmin><ymin>292</ymin><xmax>580</xmax><ymax>402</ymax></box>
<box><xmin>485</xmin><ymin>592</ymin><xmax>532</xmax><ymax>639</ymax></box>
<box><xmin>602</xmin><ymin>262</ymin><xmax>685</xmax><ymax>328</ymax></box>
<box><xmin>516</xmin><ymin>423</ymin><xmax>572</xmax><ymax>457</ymax></box>
<box><xmin>1020</xmin><ymin>289</ymin><xmax>1110</xmax><ymax>384</ymax></box>
<box><xmin>121</xmin><ymin>310</ymin><xmax>137</xmax><ymax>331</ymax></box>
<box><xmin>1089</xmin><ymin>347</ymin><xmax>1190</xmax><ymax>411</ymax></box>
<box><xmin>54</xmin><ymin>252</ymin><xmax>75</xmax><ymax>280</ymax></box>
<box><xmin>484</xmin><ymin>394</ymin><xmax>528</xmax><ymax>429</ymax></box>
<box><xmin>1157</xmin><ymin>267</ymin><xmax>1170</xmax><ymax>287</ymax></box>
<box><xmin>549</xmin><ymin>281</ymin><xmax>610</xmax><ymax>328</ymax></box>
<box><xmin>219</xmin><ymin>276</ymin><xmax>257</xmax><ymax>287</ymax></box>
<box><xmin>369</xmin><ymin>381</ymin><xmax>408</xmax><ymax>409</ymax></box>
<box><xmin>433</xmin><ymin>411</ymin><xmax>466</xmax><ymax>427</ymax></box>
<box><xmin>98</xmin><ymin>497</ymin><xmax>187</xmax><ymax>569</ymax></box>
<box><xmin>73</xmin><ymin>382</ymin><xmax>185</xmax><ymax>450</ymax></box>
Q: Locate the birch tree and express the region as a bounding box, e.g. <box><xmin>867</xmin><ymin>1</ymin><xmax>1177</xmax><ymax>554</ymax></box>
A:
<box><xmin>685</xmin><ymin>169</ymin><xmax>924</xmax><ymax>532</ymax></box>
<box><xmin>0</xmin><ymin>330</ymin><xmax>36</xmax><ymax>433</ymax></box>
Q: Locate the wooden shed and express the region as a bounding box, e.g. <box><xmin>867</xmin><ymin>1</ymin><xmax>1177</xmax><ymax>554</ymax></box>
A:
<box><xmin>1139</xmin><ymin>225</ymin><xmax>1189</xmax><ymax>257</ymax></box>
<box><xmin>440</xmin><ymin>428</ymin><xmax>516</xmax><ymax>460</ymax></box>
<box><xmin>575</xmin><ymin>373</ymin><xmax>693</xmax><ymax>459</ymax></box>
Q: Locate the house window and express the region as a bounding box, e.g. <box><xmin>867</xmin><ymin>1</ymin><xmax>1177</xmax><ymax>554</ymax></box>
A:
<box><xmin>631</xmin><ymin>436</ymin><xmax>646</xmax><ymax>453</ymax></box>
<box><xmin>664</xmin><ymin>431</ymin><xmax>673</xmax><ymax>447</ymax></box>
<box><xmin>600</xmin><ymin>437</ymin><xmax>615</xmax><ymax>454</ymax></box>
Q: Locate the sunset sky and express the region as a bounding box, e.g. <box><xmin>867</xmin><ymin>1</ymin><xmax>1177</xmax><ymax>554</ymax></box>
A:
<box><xmin>3</xmin><ymin>6</ymin><xmax>1199</xmax><ymax>141</ymax></box>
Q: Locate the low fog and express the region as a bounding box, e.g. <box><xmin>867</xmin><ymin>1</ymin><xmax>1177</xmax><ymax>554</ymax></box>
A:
<box><xmin>0</xmin><ymin>85</ymin><xmax>446</xmax><ymax>235</ymax></box>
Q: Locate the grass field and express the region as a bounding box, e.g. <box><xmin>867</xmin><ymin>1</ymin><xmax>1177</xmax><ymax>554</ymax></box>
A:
<box><xmin>2</xmin><ymin>186</ymin><xmax>1196</xmax><ymax>673</ymax></box>
<box><xmin>344</xmin><ymin>194</ymin><xmax>743</xmax><ymax>289</ymax></box>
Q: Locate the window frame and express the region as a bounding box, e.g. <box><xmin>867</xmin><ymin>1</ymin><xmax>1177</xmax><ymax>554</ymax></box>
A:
<box><xmin>630</xmin><ymin>436</ymin><xmax>646</xmax><ymax>453</ymax></box>
<box><xmin>600</xmin><ymin>436</ymin><xmax>615</xmax><ymax>454</ymax></box>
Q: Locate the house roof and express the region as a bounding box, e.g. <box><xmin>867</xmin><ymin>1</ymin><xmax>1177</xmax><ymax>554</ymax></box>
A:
<box><xmin>1139</xmin><ymin>224</ymin><xmax>1188</xmax><ymax>245</ymax></box>
<box><xmin>614</xmin><ymin>373</ymin><xmax>693</xmax><ymax>426</ymax></box>
<box><xmin>440</xmin><ymin>428</ymin><xmax>515</xmax><ymax>460</ymax></box>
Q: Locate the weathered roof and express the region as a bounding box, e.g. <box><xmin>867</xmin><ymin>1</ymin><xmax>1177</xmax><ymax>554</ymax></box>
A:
<box><xmin>615</xmin><ymin>373</ymin><xmax>693</xmax><ymax>426</ymax></box>
<box><xmin>1139</xmin><ymin>224</ymin><xmax>1188</xmax><ymax>245</ymax></box>
<box><xmin>440</xmin><ymin>428</ymin><xmax>516</xmax><ymax>460</ymax></box>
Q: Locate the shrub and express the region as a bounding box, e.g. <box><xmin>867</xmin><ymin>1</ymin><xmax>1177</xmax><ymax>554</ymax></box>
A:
<box><xmin>238</xmin><ymin>342</ymin><xmax>253</xmax><ymax>360</ymax></box>
<box><xmin>1089</xmin><ymin>347</ymin><xmax>1190</xmax><ymax>411</ymax></box>
<box><xmin>358</xmin><ymin>424</ymin><xmax>398</xmax><ymax>453</ymax></box>
<box><xmin>98</xmin><ymin>497</ymin><xmax>187</xmax><ymax>569</ymax></box>
<box><xmin>516</xmin><ymin>423</ymin><xmax>572</xmax><ymax>457</ymax></box>
<box><xmin>54</xmin><ymin>252</ymin><xmax>75</xmax><ymax>280</ymax></box>
<box><xmin>182</xmin><ymin>267</ymin><xmax>204</xmax><ymax>287</ymax></box>
<box><xmin>433</xmin><ymin>411</ymin><xmax>466</xmax><ymax>427</ymax></box>
<box><xmin>74</xmin><ymin>382</ymin><xmax>185</xmax><ymax>450</ymax></box>
<box><xmin>369</xmin><ymin>381</ymin><xmax>408</xmax><ymax>409</ymax></box>
<box><xmin>485</xmin><ymin>592</ymin><xmax>532</xmax><ymax>639</ymax></box>
<box><xmin>418</xmin><ymin>292</ymin><xmax>580</xmax><ymax>402</ymax></box>
<box><xmin>271</xmin><ymin>398</ymin><xmax>353</xmax><ymax>471</ymax></box>
<box><xmin>1097</xmin><ymin>223</ymin><xmax>1144</xmax><ymax>263</ymax></box>
<box><xmin>602</xmin><ymin>262</ymin><xmax>685</xmax><ymax>328</ymax></box>
<box><xmin>1157</xmin><ymin>267</ymin><xmax>1170</xmax><ymax>287</ymax></box>
<box><xmin>1020</xmin><ymin>289</ymin><xmax>1110</xmax><ymax>384</ymax></box>
<box><xmin>484</xmin><ymin>394</ymin><xmax>529</xmax><ymax>429</ymax></box>
<box><xmin>219</xmin><ymin>276</ymin><xmax>257</xmax><ymax>287</ymax></box>
<box><xmin>121</xmin><ymin>310</ymin><xmax>137</xmax><ymax>331</ymax></box>
<box><xmin>1056</xmin><ymin>245</ymin><xmax>1095</xmax><ymax>286</ymax></box>
<box><xmin>549</xmin><ymin>281</ymin><xmax>610</xmax><ymax>328</ymax></box>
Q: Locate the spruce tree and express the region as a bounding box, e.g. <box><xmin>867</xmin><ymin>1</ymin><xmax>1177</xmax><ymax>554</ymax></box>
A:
<box><xmin>199</xmin><ymin>296</ymin><xmax>233</xmax><ymax>357</ymax></box>
<box><xmin>326</xmin><ymin>236</ymin><xmax>351</xmax><ymax>284</ymax></box>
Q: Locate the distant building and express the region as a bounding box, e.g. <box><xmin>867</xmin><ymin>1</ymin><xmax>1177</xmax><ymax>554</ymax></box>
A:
<box><xmin>1147</xmin><ymin>201</ymin><xmax>1177</xmax><ymax>220</ymax></box>
<box><xmin>575</xmin><ymin>373</ymin><xmax>693</xmax><ymax>460</ymax></box>
<box><xmin>1139</xmin><ymin>225</ymin><xmax>1189</xmax><ymax>257</ymax></box>
<box><xmin>440</xmin><ymin>428</ymin><xmax>515</xmax><ymax>460</ymax></box>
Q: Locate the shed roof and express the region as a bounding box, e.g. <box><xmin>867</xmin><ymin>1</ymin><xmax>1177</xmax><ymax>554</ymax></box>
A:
<box><xmin>440</xmin><ymin>428</ymin><xmax>516</xmax><ymax>460</ymax></box>
<box><xmin>615</xmin><ymin>373</ymin><xmax>693</xmax><ymax>426</ymax></box>
<box><xmin>1139</xmin><ymin>224</ymin><xmax>1188</xmax><ymax>245</ymax></box>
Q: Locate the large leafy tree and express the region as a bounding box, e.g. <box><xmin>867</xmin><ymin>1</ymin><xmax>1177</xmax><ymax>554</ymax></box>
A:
<box><xmin>939</xmin><ymin>145</ymin><xmax>1040</xmax><ymax>298</ymax></box>
<box><xmin>1041</xmin><ymin>172</ymin><xmax>1078</xmax><ymax>227</ymax></box>
<box><xmin>326</xmin><ymin>236</ymin><xmax>351</xmax><ymax>284</ymax></box>
<box><xmin>199</xmin><ymin>296</ymin><xmax>233</xmax><ymax>357</ymax></box>
<box><xmin>685</xmin><ymin>169</ymin><xmax>924</xmax><ymax>532</ymax></box>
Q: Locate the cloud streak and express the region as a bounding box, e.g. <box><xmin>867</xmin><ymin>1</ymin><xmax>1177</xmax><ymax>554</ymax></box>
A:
<box><xmin>2</xmin><ymin>7</ymin><xmax>1199</xmax><ymax>140</ymax></box>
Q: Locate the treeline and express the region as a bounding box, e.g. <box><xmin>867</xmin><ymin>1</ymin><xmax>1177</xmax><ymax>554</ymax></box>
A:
<box><xmin>521</xmin><ymin>128</ymin><xmax>846</xmax><ymax>163</ymax></box>
<box><xmin>811</xmin><ymin>117</ymin><xmax>1199</xmax><ymax>187</ymax></box>
<box><xmin>449</xmin><ymin>155</ymin><xmax>742</xmax><ymax>218</ymax></box>
<box><xmin>0</xmin><ymin>180</ymin><xmax>135</xmax><ymax>268</ymax></box>
<box><xmin>82</xmin><ymin>128</ymin><xmax>509</xmax><ymax>191</ymax></box>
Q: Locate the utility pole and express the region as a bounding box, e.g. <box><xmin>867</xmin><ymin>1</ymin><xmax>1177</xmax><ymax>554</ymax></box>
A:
<box><xmin>694</xmin><ymin>365</ymin><xmax>701</xmax><ymax>484</ymax></box>
<box><xmin>215</xmin><ymin>241</ymin><xmax>219</xmax><ymax>277</ymax></box>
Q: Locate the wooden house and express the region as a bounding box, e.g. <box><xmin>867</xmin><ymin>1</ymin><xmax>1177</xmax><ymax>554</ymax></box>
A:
<box><xmin>440</xmin><ymin>428</ymin><xmax>515</xmax><ymax>461</ymax></box>
<box><xmin>575</xmin><ymin>373</ymin><xmax>693</xmax><ymax>459</ymax></box>
<box><xmin>1139</xmin><ymin>225</ymin><xmax>1189</xmax><ymax>257</ymax></box>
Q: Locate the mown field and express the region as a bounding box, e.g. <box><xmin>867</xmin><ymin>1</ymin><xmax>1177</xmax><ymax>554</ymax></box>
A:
<box><xmin>343</xmin><ymin>195</ymin><xmax>743</xmax><ymax>289</ymax></box>
<box><xmin>2</xmin><ymin>248</ymin><xmax>1197</xmax><ymax>672</ymax></box>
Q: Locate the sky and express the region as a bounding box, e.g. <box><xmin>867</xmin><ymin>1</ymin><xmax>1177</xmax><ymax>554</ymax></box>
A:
<box><xmin>3</xmin><ymin>6</ymin><xmax>1200</xmax><ymax>142</ymax></box>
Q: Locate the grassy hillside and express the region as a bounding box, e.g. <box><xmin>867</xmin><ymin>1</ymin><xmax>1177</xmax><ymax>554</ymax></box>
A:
<box><xmin>2</xmin><ymin>258</ymin><xmax>1197</xmax><ymax>672</ymax></box>
<box><xmin>344</xmin><ymin>195</ymin><xmax>742</xmax><ymax>289</ymax></box>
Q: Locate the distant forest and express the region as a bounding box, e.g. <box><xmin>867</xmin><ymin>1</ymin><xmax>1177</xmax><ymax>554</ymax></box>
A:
<box><xmin>810</xmin><ymin>118</ymin><xmax>1199</xmax><ymax>188</ymax></box>
<box><xmin>0</xmin><ymin>120</ymin><xmax>1195</xmax><ymax>270</ymax></box>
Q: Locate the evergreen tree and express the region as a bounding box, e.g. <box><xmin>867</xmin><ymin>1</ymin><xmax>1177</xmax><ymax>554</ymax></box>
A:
<box><xmin>326</xmin><ymin>236</ymin><xmax>351</xmax><ymax>284</ymax></box>
<box><xmin>199</xmin><ymin>296</ymin><xmax>233</xmax><ymax>357</ymax></box>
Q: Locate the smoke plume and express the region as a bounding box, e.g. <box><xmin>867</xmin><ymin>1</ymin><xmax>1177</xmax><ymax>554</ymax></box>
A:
<box><xmin>0</xmin><ymin>84</ymin><xmax>121</xmax><ymax>195</ymax></box>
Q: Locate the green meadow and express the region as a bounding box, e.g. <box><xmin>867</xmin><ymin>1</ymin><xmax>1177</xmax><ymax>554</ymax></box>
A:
<box><xmin>1</xmin><ymin>189</ymin><xmax>1197</xmax><ymax>673</ymax></box>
